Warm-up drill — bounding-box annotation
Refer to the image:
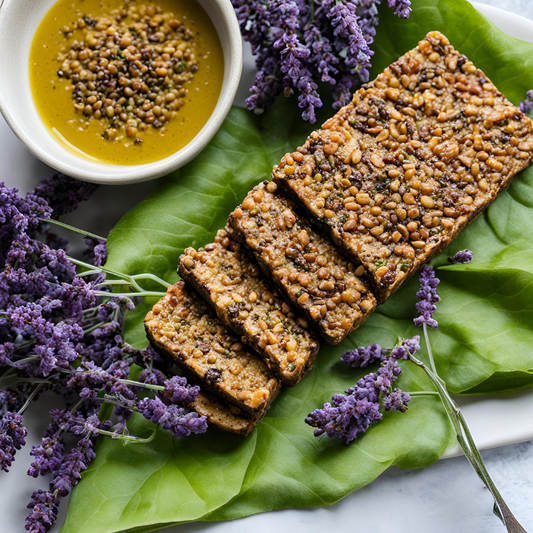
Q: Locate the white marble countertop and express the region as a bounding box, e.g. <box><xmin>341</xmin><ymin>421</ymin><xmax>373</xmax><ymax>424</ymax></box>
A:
<box><xmin>0</xmin><ymin>1</ymin><xmax>532</xmax><ymax>532</ymax></box>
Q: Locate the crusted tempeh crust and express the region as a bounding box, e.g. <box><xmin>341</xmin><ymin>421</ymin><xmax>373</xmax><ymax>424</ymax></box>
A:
<box><xmin>273</xmin><ymin>30</ymin><xmax>533</xmax><ymax>301</ymax></box>
<box><xmin>145</xmin><ymin>282</ymin><xmax>281</xmax><ymax>416</ymax></box>
<box><xmin>188</xmin><ymin>390</ymin><xmax>259</xmax><ymax>436</ymax></box>
<box><xmin>227</xmin><ymin>182</ymin><xmax>376</xmax><ymax>345</ymax></box>
<box><xmin>178</xmin><ymin>230</ymin><xmax>319</xmax><ymax>386</ymax></box>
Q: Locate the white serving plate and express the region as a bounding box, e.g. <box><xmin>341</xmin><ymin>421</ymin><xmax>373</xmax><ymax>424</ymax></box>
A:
<box><xmin>0</xmin><ymin>2</ymin><xmax>532</xmax><ymax>533</ymax></box>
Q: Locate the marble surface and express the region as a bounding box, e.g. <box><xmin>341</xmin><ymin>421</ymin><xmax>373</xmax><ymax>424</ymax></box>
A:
<box><xmin>1</xmin><ymin>1</ymin><xmax>533</xmax><ymax>532</ymax></box>
<box><xmin>472</xmin><ymin>0</ymin><xmax>533</xmax><ymax>19</ymax></box>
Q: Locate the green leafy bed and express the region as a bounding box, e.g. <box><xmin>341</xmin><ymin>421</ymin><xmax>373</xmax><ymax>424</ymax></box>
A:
<box><xmin>61</xmin><ymin>1</ymin><xmax>533</xmax><ymax>531</ymax></box>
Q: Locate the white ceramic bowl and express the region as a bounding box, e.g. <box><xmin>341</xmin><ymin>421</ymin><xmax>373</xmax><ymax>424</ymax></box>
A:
<box><xmin>0</xmin><ymin>0</ymin><xmax>242</xmax><ymax>184</ymax></box>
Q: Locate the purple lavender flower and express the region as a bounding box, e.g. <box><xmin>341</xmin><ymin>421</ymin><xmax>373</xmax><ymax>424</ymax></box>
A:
<box><xmin>48</xmin><ymin>409</ymin><xmax>87</xmax><ymax>435</ymax></box>
<box><xmin>341</xmin><ymin>343</ymin><xmax>389</xmax><ymax>368</ymax></box>
<box><xmin>0</xmin><ymin>182</ymin><xmax>51</xmax><ymax>233</ymax></box>
<box><xmin>519</xmin><ymin>90</ymin><xmax>533</xmax><ymax>114</ymax></box>
<box><xmin>84</xmin><ymin>238</ymin><xmax>107</xmax><ymax>268</ymax></box>
<box><xmin>390</xmin><ymin>336</ymin><xmax>421</xmax><ymax>360</ymax></box>
<box><xmin>139</xmin><ymin>367</ymin><xmax>167</xmax><ymax>386</ymax></box>
<box><xmin>28</xmin><ymin>174</ymin><xmax>98</xmax><ymax>219</ymax></box>
<box><xmin>449</xmin><ymin>250</ymin><xmax>474</xmax><ymax>264</ymax></box>
<box><xmin>233</xmin><ymin>0</ymin><xmax>412</xmax><ymax>122</ymax></box>
<box><xmin>28</xmin><ymin>435</ymin><xmax>65</xmax><ymax>478</ymax></box>
<box><xmin>308</xmin><ymin>336</ymin><xmax>416</xmax><ymax>444</ymax></box>
<box><xmin>304</xmin><ymin>25</ymin><xmax>338</xmax><ymax>85</ymax></box>
<box><xmin>0</xmin><ymin>182</ymin><xmax>51</xmax><ymax>266</ymax></box>
<box><xmin>25</xmin><ymin>490</ymin><xmax>59</xmax><ymax>533</ymax></box>
<box><xmin>51</xmin><ymin>437</ymin><xmax>95</xmax><ymax>497</ymax></box>
<box><xmin>383</xmin><ymin>389</ymin><xmax>411</xmax><ymax>412</ymax></box>
<box><xmin>358</xmin><ymin>0</ymin><xmax>381</xmax><ymax>44</ymax></box>
<box><xmin>0</xmin><ymin>412</ymin><xmax>28</xmax><ymax>472</ymax></box>
<box><xmin>413</xmin><ymin>266</ymin><xmax>440</xmax><ymax>330</ymax></box>
<box><xmin>305</xmin><ymin>395</ymin><xmax>382</xmax><ymax>444</ymax></box>
<box><xmin>324</xmin><ymin>0</ymin><xmax>373</xmax><ymax>79</ymax></box>
<box><xmin>1</xmin><ymin>180</ymin><xmax>209</xmax><ymax>532</ymax></box>
<box><xmin>160</xmin><ymin>376</ymin><xmax>201</xmax><ymax>406</ymax></box>
<box><xmin>138</xmin><ymin>396</ymin><xmax>208</xmax><ymax>439</ymax></box>
<box><xmin>0</xmin><ymin>384</ymin><xmax>34</xmax><ymax>417</ymax></box>
<box><xmin>387</xmin><ymin>0</ymin><xmax>412</xmax><ymax>19</ymax></box>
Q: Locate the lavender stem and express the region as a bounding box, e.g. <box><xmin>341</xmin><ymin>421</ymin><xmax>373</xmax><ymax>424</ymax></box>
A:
<box><xmin>407</xmin><ymin>391</ymin><xmax>439</xmax><ymax>397</ymax></box>
<box><xmin>93</xmin><ymin>425</ymin><xmax>160</xmax><ymax>445</ymax></box>
<box><xmin>38</xmin><ymin>217</ymin><xmax>107</xmax><ymax>242</ymax></box>
<box><xmin>410</xmin><ymin>331</ymin><xmax>526</xmax><ymax>532</ymax></box>
<box><xmin>16</xmin><ymin>383</ymin><xmax>45</xmax><ymax>416</ymax></box>
<box><xmin>422</xmin><ymin>322</ymin><xmax>437</xmax><ymax>373</ymax></box>
<box><xmin>93</xmin><ymin>290</ymin><xmax>165</xmax><ymax>298</ymax></box>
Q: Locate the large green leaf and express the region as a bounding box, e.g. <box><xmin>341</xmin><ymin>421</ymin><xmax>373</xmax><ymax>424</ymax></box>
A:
<box><xmin>62</xmin><ymin>0</ymin><xmax>533</xmax><ymax>531</ymax></box>
<box><xmin>62</xmin><ymin>415</ymin><xmax>258</xmax><ymax>533</ymax></box>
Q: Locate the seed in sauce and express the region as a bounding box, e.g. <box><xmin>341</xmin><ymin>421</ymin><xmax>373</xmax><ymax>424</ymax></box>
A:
<box><xmin>30</xmin><ymin>0</ymin><xmax>224</xmax><ymax>165</ymax></box>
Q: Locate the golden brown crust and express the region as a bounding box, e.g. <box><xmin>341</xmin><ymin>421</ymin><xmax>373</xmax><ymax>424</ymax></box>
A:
<box><xmin>273</xmin><ymin>31</ymin><xmax>533</xmax><ymax>301</ymax></box>
<box><xmin>144</xmin><ymin>282</ymin><xmax>282</xmax><ymax>416</ymax></box>
<box><xmin>178</xmin><ymin>230</ymin><xmax>319</xmax><ymax>386</ymax></box>
<box><xmin>227</xmin><ymin>182</ymin><xmax>377</xmax><ymax>345</ymax></box>
<box><xmin>188</xmin><ymin>390</ymin><xmax>259</xmax><ymax>436</ymax></box>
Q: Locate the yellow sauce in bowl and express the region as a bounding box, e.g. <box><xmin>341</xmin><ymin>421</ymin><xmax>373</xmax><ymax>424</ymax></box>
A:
<box><xmin>30</xmin><ymin>0</ymin><xmax>224</xmax><ymax>165</ymax></box>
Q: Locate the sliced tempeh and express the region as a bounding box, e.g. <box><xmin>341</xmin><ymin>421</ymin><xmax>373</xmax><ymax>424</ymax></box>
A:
<box><xmin>227</xmin><ymin>182</ymin><xmax>376</xmax><ymax>345</ymax></box>
<box><xmin>273</xmin><ymin>30</ymin><xmax>533</xmax><ymax>302</ymax></box>
<box><xmin>145</xmin><ymin>282</ymin><xmax>281</xmax><ymax>416</ymax></box>
<box><xmin>179</xmin><ymin>230</ymin><xmax>319</xmax><ymax>386</ymax></box>
<box><xmin>188</xmin><ymin>389</ymin><xmax>260</xmax><ymax>437</ymax></box>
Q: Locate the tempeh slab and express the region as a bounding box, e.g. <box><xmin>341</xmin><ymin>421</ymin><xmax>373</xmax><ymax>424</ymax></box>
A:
<box><xmin>178</xmin><ymin>230</ymin><xmax>319</xmax><ymax>386</ymax></box>
<box><xmin>145</xmin><ymin>282</ymin><xmax>281</xmax><ymax>416</ymax></box>
<box><xmin>273</xmin><ymin>31</ymin><xmax>533</xmax><ymax>301</ymax></box>
<box><xmin>188</xmin><ymin>390</ymin><xmax>259</xmax><ymax>436</ymax></box>
<box><xmin>227</xmin><ymin>182</ymin><xmax>376</xmax><ymax>345</ymax></box>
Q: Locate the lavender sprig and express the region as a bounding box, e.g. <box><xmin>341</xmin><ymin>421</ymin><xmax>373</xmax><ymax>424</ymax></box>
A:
<box><xmin>306</xmin><ymin>337</ymin><xmax>418</xmax><ymax>444</ymax></box>
<box><xmin>233</xmin><ymin>0</ymin><xmax>412</xmax><ymax>121</ymax></box>
<box><xmin>0</xmin><ymin>412</ymin><xmax>27</xmax><ymax>472</ymax></box>
<box><xmin>449</xmin><ymin>249</ymin><xmax>474</xmax><ymax>264</ymax></box>
<box><xmin>25</xmin><ymin>490</ymin><xmax>59</xmax><ymax>533</ymax></box>
<box><xmin>519</xmin><ymin>89</ymin><xmax>533</xmax><ymax>114</ymax></box>
<box><xmin>0</xmin><ymin>179</ymin><xmax>206</xmax><ymax>533</ymax></box>
<box><xmin>313</xmin><ymin>251</ymin><xmax>526</xmax><ymax>531</ymax></box>
<box><xmin>341</xmin><ymin>343</ymin><xmax>389</xmax><ymax>368</ymax></box>
<box><xmin>413</xmin><ymin>266</ymin><xmax>440</xmax><ymax>330</ymax></box>
<box><xmin>387</xmin><ymin>0</ymin><xmax>412</xmax><ymax>19</ymax></box>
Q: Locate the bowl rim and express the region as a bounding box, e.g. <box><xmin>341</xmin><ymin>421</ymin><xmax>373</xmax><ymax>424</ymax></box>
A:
<box><xmin>0</xmin><ymin>0</ymin><xmax>243</xmax><ymax>185</ymax></box>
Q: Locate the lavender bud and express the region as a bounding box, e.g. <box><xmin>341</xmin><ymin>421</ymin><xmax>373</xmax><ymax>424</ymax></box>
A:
<box><xmin>519</xmin><ymin>90</ymin><xmax>533</xmax><ymax>114</ymax></box>
<box><xmin>25</xmin><ymin>490</ymin><xmax>60</xmax><ymax>533</ymax></box>
<box><xmin>0</xmin><ymin>412</ymin><xmax>27</xmax><ymax>472</ymax></box>
<box><xmin>27</xmin><ymin>434</ymin><xmax>64</xmax><ymax>478</ymax></box>
<box><xmin>413</xmin><ymin>266</ymin><xmax>441</xmax><ymax>330</ymax></box>
<box><xmin>341</xmin><ymin>343</ymin><xmax>389</xmax><ymax>368</ymax></box>
<box><xmin>448</xmin><ymin>249</ymin><xmax>474</xmax><ymax>264</ymax></box>
<box><xmin>387</xmin><ymin>0</ymin><xmax>412</xmax><ymax>19</ymax></box>
<box><xmin>383</xmin><ymin>389</ymin><xmax>411</xmax><ymax>412</ymax></box>
<box><xmin>138</xmin><ymin>397</ymin><xmax>208</xmax><ymax>439</ymax></box>
<box><xmin>390</xmin><ymin>336</ymin><xmax>421</xmax><ymax>360</ymax></box>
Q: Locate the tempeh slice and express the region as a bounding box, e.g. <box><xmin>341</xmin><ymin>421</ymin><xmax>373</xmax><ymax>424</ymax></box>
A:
<box><xmin>188</xmin><ymin>390</ymin><xmax>259</xmax><ymax>437</ymax></box>
<box><xmin>273</xmin><ymin>30</ymin><xmax>533</xmax><ymax>301</ymax></box>
<box><xmin>227</xmin><ymin>182</ymin><xmax>376</xmax><ymax>345</ymax></box>
<box><xmin>145</xmin><ymin>282</ymin><xmax>281</xmax><ymax>416</ymax></box>
<box><xmin>178</xmin><ymin>230</ymin><xmax>319</xmax><ymax>386</ymax></box>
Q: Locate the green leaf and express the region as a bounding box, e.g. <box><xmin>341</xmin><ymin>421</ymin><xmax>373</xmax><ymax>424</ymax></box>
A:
<box><xmin>63</xmin><ymin>0</ymin><xmax>533</xmax><ymax>531</ymax></box>
<box><xmin>62</xmin><ymin>416</ymin><xmax>258</xmax><ymax>533</ymax></box>
<box><xmin>62</xmin><ymin>337</ymin><xmax>453</xmax><ymax>533</ymax></box>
